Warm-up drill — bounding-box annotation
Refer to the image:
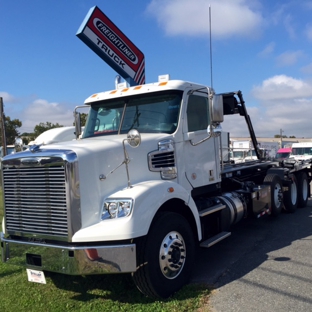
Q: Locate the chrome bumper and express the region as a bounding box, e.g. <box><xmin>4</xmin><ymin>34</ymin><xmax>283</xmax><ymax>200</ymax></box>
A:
<box><xmin>1</xmin><ymin>232</ymin><xmax>136</xmax><ymax>274</ymax></box>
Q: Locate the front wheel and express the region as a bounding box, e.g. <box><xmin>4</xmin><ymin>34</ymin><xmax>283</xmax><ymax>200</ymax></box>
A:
<box><xmin>132</xmin><ymin>212</ymin><xmax>195</xmax><ymax>299</ymax></box>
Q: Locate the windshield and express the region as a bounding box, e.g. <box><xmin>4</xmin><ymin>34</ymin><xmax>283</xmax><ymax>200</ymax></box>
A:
<box><xmin>292</xmin><ymin>147</ymin><xmax>312</xmax><ymax>156</ymax></box>
<box><xmin>233</xmin><ymin>151</ymin><xmax>244</xmax><ymax>158</ymax></box>
<box><xmin>82</xmin><ymin>91</ymin><xmax>182</xmax><ymax>138</ymax></box>
<box><xmin>246</xmin><ymin>150</ymin><xmax>257</xmax><ymax>157</ymax></box>
<box><xmin>275</xmin><ymin>152</ymin><xmax>290</xmax><ymax>159</ymax></box>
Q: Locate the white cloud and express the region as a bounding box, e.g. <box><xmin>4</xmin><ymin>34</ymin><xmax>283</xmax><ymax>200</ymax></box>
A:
<box><xmin>146</xmin><ymin>0</ymin><xmax>264</xmax><ymax>39</ymax></box>
<box><xmin>283</xmin><ymin>14</ymin><xmax>296</xmax><ymax>39</ymax></box>
<box><xmin>0</xmin><ymin>92</ymin><xmax>17</xmax><ymax>103</ymax></box>
<box><xmin>252</xmin><ymin>75</ymin><xmax>312</xmax><ymax>100</ymax></box>
<box><xmin>258</xmin><ymin>42</ymin><xmax>275</xmax><ymax>58</ymax></box>
<box><xmin>20</xmin><ymin>99</ymin><xmax>73</xmax><ymax>133</ymax></box>
<box><xmin>301</xmin><ymin>62</ymin><xmax>312</xmax><ymax>74</ymax></box>
<box><xmin>239</xmin><ymin>75</ymin><xmax>312</xmax><ymax>138</ymax></box>
<box><xmin>305</xmin><ymin>24</ymin><xmax>312</xmax><ymax>41</ymax></box>
<box><xmin>275</xmin><ymin>50</ymin><xmax>304</xmax><ymax>67</ymax></box>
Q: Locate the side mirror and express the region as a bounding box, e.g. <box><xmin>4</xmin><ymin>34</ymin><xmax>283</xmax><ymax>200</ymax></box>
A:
<box><xmin>74</xmin><ymin>112</ymin><xmax>81</xmax><ymax>139</ymax></box>
<box><xmin>211</xmin><ymin>94</ymin><xmax>224</xmax><ymax>123</ymax></box>
<box><xmin>127</xmin><ymin>129</ymin><xmax>141</xmax><ymax>148</ymax></box>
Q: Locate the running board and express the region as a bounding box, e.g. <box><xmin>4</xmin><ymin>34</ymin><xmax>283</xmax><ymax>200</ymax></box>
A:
<box><xmin>199</xmin><ymin>203</ymin><xmax>226</xmax><ymax>217</ymax></box>
<box><xmin>200</xmin><ymin>231</ymin><xmax>231</xmax><ymax>248</ymax></box>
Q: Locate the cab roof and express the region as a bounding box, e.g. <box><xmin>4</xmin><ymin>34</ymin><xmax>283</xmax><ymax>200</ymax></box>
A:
<box><xmin>84</xmin><ymin>79</ymin><xmax>210</xmax><ymax>105</ymax></box>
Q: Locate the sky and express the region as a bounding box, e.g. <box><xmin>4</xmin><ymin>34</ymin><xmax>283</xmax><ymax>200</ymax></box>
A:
<box><xmin>1</xmin><ymin>0</ymin><xmax>312</xmax><ymax>138</ymax></box>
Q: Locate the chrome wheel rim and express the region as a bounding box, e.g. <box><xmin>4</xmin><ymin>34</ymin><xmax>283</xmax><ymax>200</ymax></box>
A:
<box><xmin>159</xmin><ymin>231</ymin><xmax>186</xmax><ymax>279</ymax></box>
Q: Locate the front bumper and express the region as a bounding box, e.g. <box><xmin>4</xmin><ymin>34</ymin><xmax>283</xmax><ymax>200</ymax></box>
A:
<box><xmin>1</xmin><ymin>232</ymin><xmax>136</xmax><ymax>275</ymax></box>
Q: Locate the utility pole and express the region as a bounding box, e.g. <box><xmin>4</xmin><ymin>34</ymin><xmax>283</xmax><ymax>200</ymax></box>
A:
<box><xmin>0</xmin><ymin>97</ymin><xmax>7</xmax><ymax>156</ymax></box>
<box><xmin>280</xmin><ymin>128</ymin><xmax>283</xmax><ymax>148</ymax></box>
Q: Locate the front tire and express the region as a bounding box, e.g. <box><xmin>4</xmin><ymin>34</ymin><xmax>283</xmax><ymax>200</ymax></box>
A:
<box><xmin>132</xmin><ymin>212</ymin><xmax>195</xmax><ymax>299</ymax></box>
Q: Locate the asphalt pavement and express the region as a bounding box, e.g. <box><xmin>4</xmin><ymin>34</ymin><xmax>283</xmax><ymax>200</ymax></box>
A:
<box><xmin>191</xmin><ymin>198</ymin><xmax>312</xmax><ymax>312</ymax></box>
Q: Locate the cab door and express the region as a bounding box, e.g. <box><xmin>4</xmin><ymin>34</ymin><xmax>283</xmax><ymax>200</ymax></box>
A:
<box><xmin>181</xmin><ymin>91</ymin><xmax>221</xmax><ymax>189</ymax></box>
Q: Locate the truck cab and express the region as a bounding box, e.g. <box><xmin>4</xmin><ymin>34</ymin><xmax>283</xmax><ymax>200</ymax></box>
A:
<box><xmin>275</xmin><ymin>147</ymin><xmax>292</xmax><ymax>161</ymax></box>
<box><xmin>290</xmin><ymin>143</ymin><xmax>312</xmax><ymax>161</ymax></box>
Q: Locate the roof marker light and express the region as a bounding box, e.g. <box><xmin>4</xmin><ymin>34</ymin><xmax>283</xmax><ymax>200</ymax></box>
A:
<box><xmin>159</xmin><ymin>82</ymin><xmax>168</xmax><ymax>86</ymax></box>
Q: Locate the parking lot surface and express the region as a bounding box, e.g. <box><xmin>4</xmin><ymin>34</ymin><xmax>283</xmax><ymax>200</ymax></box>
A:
<box><xmin>191</xmin><ymin>199</ymin><xmax>312</xmax><ymax>312</ymax></box>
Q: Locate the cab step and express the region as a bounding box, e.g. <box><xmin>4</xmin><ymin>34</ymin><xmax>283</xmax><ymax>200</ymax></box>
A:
<box><xmin>199</xmin><ymin>203</ymin><xmax>226</xmax><ymax>217</ymax></box>
<box><xmin>200</xmin><ymin>231</ymin><xmax>231</xmax><ymax>248</ymax></box>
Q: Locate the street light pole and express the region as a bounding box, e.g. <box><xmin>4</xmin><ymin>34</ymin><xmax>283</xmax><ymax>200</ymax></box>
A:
<box><xmin>280</xmin><ymin>128</ymin><xmax>283</xmax><ymax>148</ymax></box>
<box><xmin>0</xmin><ymin>97</ymin><xmax>7</xmax><ymax>156</ymax></box>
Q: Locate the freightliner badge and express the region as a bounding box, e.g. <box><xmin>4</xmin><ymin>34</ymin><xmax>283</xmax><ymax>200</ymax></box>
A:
<box><xmin>77</xmin><ymin>6</ymin><xmax>145</xmax><ymax>86</ymax></box>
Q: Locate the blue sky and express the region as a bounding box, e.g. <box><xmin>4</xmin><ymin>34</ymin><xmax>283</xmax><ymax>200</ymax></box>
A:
<box><xmin>1</xmin><ymin>0</ymin><xmax>312</xmax><ymax>138</ymax></box>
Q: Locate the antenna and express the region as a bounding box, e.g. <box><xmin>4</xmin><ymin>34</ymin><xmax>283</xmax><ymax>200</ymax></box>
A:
<box><xmin>209</xmin><ymin>5</ymin><xmax>213</xmax><ymax>89</ymax></box>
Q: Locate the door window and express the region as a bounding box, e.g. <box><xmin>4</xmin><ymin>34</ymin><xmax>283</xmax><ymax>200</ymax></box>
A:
<box><xmin>187</xmin><ymin>95</ymin><xmax>209</xmax><ymax>132</ymax></box>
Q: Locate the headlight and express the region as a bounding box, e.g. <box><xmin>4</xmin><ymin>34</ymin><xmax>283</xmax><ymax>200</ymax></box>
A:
<box><xmin>101</xmin><ymin>199</ymin><xmax>133</xmax><ymax>220</ymax></box>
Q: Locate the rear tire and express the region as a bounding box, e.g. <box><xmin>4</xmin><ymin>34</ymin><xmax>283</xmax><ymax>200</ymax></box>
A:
<box><xmin>132</xmin><ymin>212</ymin><xmax>195</xmax><ymax>299</ymax></box>
<box><xmin>264</xmin><ymin>174</ymin><xmax>283</xmax><ymax>216</ymax></box>
<box><xmin>283</xmin><ymin>174</ymin><xmax>298</xmax><ymax>213</ymax></box>
<box><xmin>297</xmin><ymin>172</ymin><xmax>309</xmax><ymax>208</ymax></box>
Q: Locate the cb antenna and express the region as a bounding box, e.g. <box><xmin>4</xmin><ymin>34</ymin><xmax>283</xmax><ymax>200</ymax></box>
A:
<box><xmin>209</xmin><ymin>5</ymin><xmax>213</xmax><ymax>89</ymax></box>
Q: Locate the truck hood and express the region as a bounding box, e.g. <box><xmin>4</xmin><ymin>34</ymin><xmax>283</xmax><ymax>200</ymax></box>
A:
<box><xmin>3</xmin><ymin>133</ymin><xmax>173</xmax><ymax>229</ymax></box>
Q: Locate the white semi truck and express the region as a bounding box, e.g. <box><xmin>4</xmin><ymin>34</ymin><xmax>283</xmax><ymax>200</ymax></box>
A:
<box><xmin>1</xmin><ymin>76</ymin><xmax>311</xmax><ymax>299</ymax></box>
<box><xmin>28</xmin><ymin>126</ymin><xmax>78</xmax><ymax>146</ymax></box>
<box><xmin>290</xmin><ymin>142</ymin><xmax>312</xmax><ymax>161</ymax></box>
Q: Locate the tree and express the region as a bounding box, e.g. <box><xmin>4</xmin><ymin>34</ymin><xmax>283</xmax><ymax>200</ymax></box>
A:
<box><xmin>81</xmin><ymin>113</ymin><xmax>88</xmax><ymax>126</ymax></box>
<box><xmin>73</xmin><ymin>113</ymin><xmax>88</xmax><ymax>127</ymax></box>
<box><xmin>274</xmin><ymin>134</ymin><xmax>288</xmax><ymax>138</ymax></box>
<box><xmin>33</xmin><ymin>122</ymin><xmax>63</xmax><ymax>137</ymax></box>
<box><xmin>0</xmin><ymin>116</ymin><xmax>22</xmax><ymax>144</ymax></box>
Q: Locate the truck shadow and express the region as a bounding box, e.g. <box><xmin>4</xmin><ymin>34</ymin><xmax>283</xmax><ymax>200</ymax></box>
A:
<box><xmin>45</xmin><ymin>272</ymin><xmax>148</xmax><ymax>303</ymax></box>
<box><xmin>45</xmin><ymin>271</ymin><xmax>206</xmax><ymax>303</ymax></box>
<box><xmin>191</xmin><ymin>198</ymin><xmax>312</xmax><ymax>290</ymax></box>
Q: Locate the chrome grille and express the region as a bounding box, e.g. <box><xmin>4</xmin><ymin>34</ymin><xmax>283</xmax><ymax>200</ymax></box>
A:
<box><xmin>3</xmin><ymin>166</ymin><xmax>68</xmax><ymax>237</ymax></box>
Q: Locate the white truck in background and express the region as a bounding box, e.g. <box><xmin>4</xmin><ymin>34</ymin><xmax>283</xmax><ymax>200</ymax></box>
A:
<box><xmin>1</xmin><ymin>127</ymin><xmax>78</xmax><ymax>167</ymax></box>
<box><xmin>28</xmin><ymin>126</ymin><xmax>79</xmax><ymax>146</ymax></box>
<box><xmin>1</xmin><ymin>76</ymin><xmax>312</xmax><ymax>299</ymax></box>
<box><xmin>231</xmin><ymin>140</ymin><xmax>250</xmax><ymax>163</ymax></box>
<box><xmin>290</xmin><ymin>142</ymin><xmax>312</xmax><ymax>161</ymax></box>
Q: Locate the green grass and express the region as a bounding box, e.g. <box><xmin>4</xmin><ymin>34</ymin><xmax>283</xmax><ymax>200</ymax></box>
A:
<box><xmin>0</xmin><ymin>188</ymin><xmax>211</xmax><ymax>312</ymax></box>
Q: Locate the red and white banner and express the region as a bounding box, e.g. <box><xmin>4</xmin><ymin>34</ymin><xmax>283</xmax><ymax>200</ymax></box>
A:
<box><xmin>77</xmin><ymin>6</ymin><xmax>145</xmax><ymax>86</ymax></box>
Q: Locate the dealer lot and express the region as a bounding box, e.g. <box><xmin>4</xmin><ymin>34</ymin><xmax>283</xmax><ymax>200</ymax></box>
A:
<box><xmin>192</xmin><ymin>198</ymin><xmax>312</xmax><ymax>312</ymax></box>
